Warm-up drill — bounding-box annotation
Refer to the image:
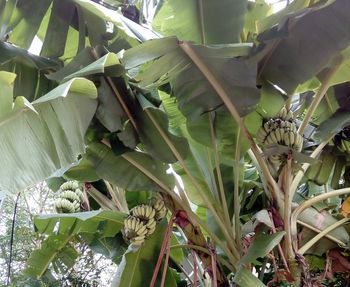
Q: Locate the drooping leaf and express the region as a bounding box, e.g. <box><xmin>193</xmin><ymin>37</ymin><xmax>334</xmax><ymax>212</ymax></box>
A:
<box><xmin>64</xmin><ymin>157</ymin><xmax>100</xmax><ymax>182</ymax></box>
<box><xmin>152</xmin><ymin>0</ymin><xmax>248</xmax><ymax>44</ymax></box>
<box><xmin>0</xmin><ymin>40</ymin><xmax>59</xmax><ymax>69</ymax></box>
<box><xmin>299</xmin><ymin>208</ymin><xmax>349</xmax><ymax>246</ymax></box>
<box><xmin>136</xmin><ymin>94</ymin><xmax>189</xmax><ymax>163</ymax></box>
<box><xmin>65</xmin><ymin>52</ymin><xmax>125</xmax><ymax>80</ymax></box>
<box><xmin>72</xmin><ymin>0</ymin><xmax>140</xmax><ymax>46</ymax></box>
<box><xmin>234</xmin><ymin>267</ymin><xmax>267</xmax><ymax>287</ymax></box>
<box><xmin>259</xmin><ymin>0</ymin><xmax>350</xmax><ymax>94</ymax></box>
<box><xmin>40</xmin><ymin>0</ymin><xmax>75</xmax><ymax>58</ymax></box>
<box><xmin>0</xmin><ymin>72</ymin><xmax>97</xmax><ymax>193</ymax></box>
<box><xmin>243</xmin><ymin>0</ymin><xmax>272</xmax><ymax>36</ymax></box>
<box><xmin>240</xmin><ymin>231</ymin><xmax>285</xmax><ymax>264</ymax></box>
<box><xmin>0</xmin><ymin>0</ymin><xmax>17</xmax><ymax>39</ymax></box>
<box><xmin>84</xmin><ymin>233</ymin><xmax>128</xmax><ymax>264</ymax></box>
<box><xmin>35</xmin><ymin>210</ymin><xmax>126</xmax><ymax>238</ymax></box>
<box><xmin>257</xmin><ymin>0</ymin><xmax>309</xmax><ymax>33</ymax></box>
<box><xmin>86</xmin><ymin>142</ymin><xmax>175</xmax><ymax>191</ymax></box>
<box><xmin>48</xmin><ymin>49</ymin><xmax>127</xmax><ymax>132</ymax></box>
<box><xmin>8</xmin><ymin>0</ymin><xmax>52</xmax><ymax>49</ymax></box>
<box><xmin>314</xmin><ymin>109</ymin><xmax>350</xmax><ymax>142</ymax></box>
<box><xmin>25</xmin><ymin>234</ymin><xmax>75</xmax><ymax>278</ymax></box>
<box><xmin>242</xmin><ymin>209</ymin><xmax>273</xmax><ymax>235</ymax></box>
<box><xmin>123</xmin><ymin>39</ymin><xmax>260</xmax><ymax>121</ymax></box>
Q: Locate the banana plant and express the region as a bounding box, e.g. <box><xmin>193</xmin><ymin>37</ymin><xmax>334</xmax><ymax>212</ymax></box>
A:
<box><xmin>1</xmin><ymin>0</ymin><xmax>350</xmax><ymax>286</ymax></box>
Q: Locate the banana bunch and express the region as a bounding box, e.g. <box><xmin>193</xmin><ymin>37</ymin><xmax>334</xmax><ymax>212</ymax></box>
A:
<box><xmin>256</xmin><ymin>107</ymin><xmax>303</xmax><ymax>169</ymax></box>
<box><xmin>257</xmin><ymin>107</ymin><xmax>303</xmax><ymax>151</ymax></box>
<box><xmin>124</xmin><ymin>216</ymin><xmax>149</xmax><ymax>246</ymax></box>
<box><xmin>131</xmin><ymin>204</ymin><xmax>157</xmax><ymax>235</ymax></box>
<box><xmin>306</xmin><ymin>150</ymin><xmax>337</xmax><ymax>186</ymax></box>
<box><xmin>123</xmin><ymin>199</ymin><xmax>167</xmax><ymax>246</ymax></box>
<box><xmin>55</xmin><ymin>180</ymin><xmax>84</xmax><ymax>213</ymax></box>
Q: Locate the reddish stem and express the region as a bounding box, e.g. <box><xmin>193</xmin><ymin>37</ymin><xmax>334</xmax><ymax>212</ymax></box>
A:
<box><xmin>192</xmin><ymin>250</ymin><xmax>198</xmax><ymax>287</ymax></box>
<box><xmin>210</xmin><ymin>247</ymin><xmax>218</xmax><ymax>287</ymax></box>
<box><xmin>160</xmin><ymin>229</ymin><xmax>172</xmax><ymax>287</ymax></box>
<box><xmin>269</xmin><ymin>211</ymin><xmax>291</xmax><ymax>275</ymax></box>
<box><xmin>150</xmin><ymin>215</ymin><xmax>174</xmax><ymax>287</ymax></box>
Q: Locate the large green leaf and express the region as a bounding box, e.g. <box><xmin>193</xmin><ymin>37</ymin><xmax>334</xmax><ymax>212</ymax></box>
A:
<box><xmin>72</xmin><ymin>0</ymin><xmax>139</xmax><ymax>46</ymax></box>
<box><xmin>243</xmin><ymin>0</ymin><xmax>272</xmax><ymax>37</ymax></box>
<box><xmin>111</xmin><ymin>220</ymin><xmax>177</xmax><ymax>287</ymax></box>
<box><xmin>7</xmin><ymin>0</ymin><xmax>52</xmax><ymax>49</ymax></box>
<box><xmin>0</xmin><ymin>0</ymin><xmax>17</xmax><ymax>39</ymax></box>
<box><xmin>233</xmin><ymin>267</ymin><xmax>267</xmax><ymax>287</ymax></box>
<box><xmin>0</xmin><ymin>40</ymin><xmax>58</xmax><ymax>69</ymax></box>
<box><xmin>64</xmin><ymin>157</ymin><xmax>100</xmax><ymax>182</ymax></box>
<box><xmin>48</xmin><ymin>49</ymin><xmax>127</xmax><ymax>132</ymax></box>
<box><xmin>257</xmin><ymin>0</ymin><xmax>309</xmax><ymax>33</ymax></box>
<box><xmin>240</xmin><ymin>231</ymin><xmax>285</xmax><ymax>264</ymax></box>
<box><xmin>152</xmin><ymin>0</ymin><xmax>248</xmax><ymax>44</ymax></box>
<box><xmin>35</xmin><ymin>210</ymin><xmax>126</xmax><ymax>238</ymax></box>
<box><xmin>314</xmin><ymin>109</ymin><xmax>350</xmax><ymax>142</ymax></box>
<box><xmin>40</xmin><ymin>0</ymin><xmax>75</xmax><ymax>59</ymax></box>
<box><xmin>298</xmin><ymin>207</ymin><xmax>349</xmax><ymax>245</ymax></box>
<box><xmin>27</xmin><ymin>210</ymin><xmax>127</xmax><ymax>278</ymax></box>
<box><xmin>25</xmin><ymin>234</ymin><xmax>76</xmax><ymax>278</ymax></box>
<box><xmin>123</xmin><ymin>39</ymin><xmax>260</xmax><ymax>120</ymax></box>
<box><xmin>259</xmin><ymin>0</ymin><xmax>350</xmax><ymax>94</ymax></box>
<box><xmin>136</xmin><ymin>94</ymin><xmax>189</xmax><ymax>163</ymax></box>
<box><xmin>86</xmin><ymin>143</ymin><xmax>175</xmax><ymax>191</ymax></box>
<box><xmin>0</xmin><ymin>72</ymin><xmax>97</xmax><ymax>193</ymax></box>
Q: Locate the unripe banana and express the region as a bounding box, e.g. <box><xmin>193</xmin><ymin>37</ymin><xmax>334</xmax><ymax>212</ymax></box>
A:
<box><xmin>257</xmin><ymin>128</ymin><xmax>267</xmax><ymax>144</ymax></box>
<box><xmin>60</xmin><ymin>180</ymin><xmax>79</xmax><ymax>191</ymax></box>
<box><xmin>283</xmin><ymin>133</ymin><xmax>290</xmax><ymax>146</ymax></box>
<box><xmin>265</xmin><ymin>134</ymin><xmax>274</xmax><ymax>144</ymax></box>
<box><xmin>278</xmin><ymin>107</ymin><xmax>287</xmax><ymax>119</ymax></box>
<box><xmin>136</xmin><ymin>225</ymin><xmax>148</xmax><ymax>236</ymax></box>
<box><xmin>153</xmin><ymin>199</ymin><xmax>167</xmax><ymax>221</ymax></box>
<box><xmin>286</xmin><ymin>110</ymin><xmax>293</xmax><ymax>121</ymax></box>
<box><xmin>269</xmin><ymin>131</ymin><xmax>278</xmax><ymax>144</ymax></box>
<box><xmin>56</xmin><ymin>180</ymin><xmax>84</xmax><ymax>213</ymax></box>
<box><xmin>290</xmin><ymin>123</ymin><xmax>297</xmax><ymax>133</ymax></box>
<box><xmin>124</xmin><ymin>218</ymin><xmax>133</xmax><ymax>230</ymax></box>
<box><xmin>131</xmin><ymin>236</ymin><xmax>145</xmax><ymax>245</ymax></box>
<box><xmin>264</xmin><ymin>122</ymin><xmax>272</xmax><ymax>133</ymax></box>
<box><xmin>273</xmin><ymin>129</ymin><xmax>280</xmax><ymax>143</ymax></box>
<box><xmin>132</xmin><ymin>235</ymin><xmax>146</xmax><ymax>242</ymax></box>
<box><xmin>156</xmin><ymin>207</ymin><xmax>167</xmax><ymax>221</ymax></box>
